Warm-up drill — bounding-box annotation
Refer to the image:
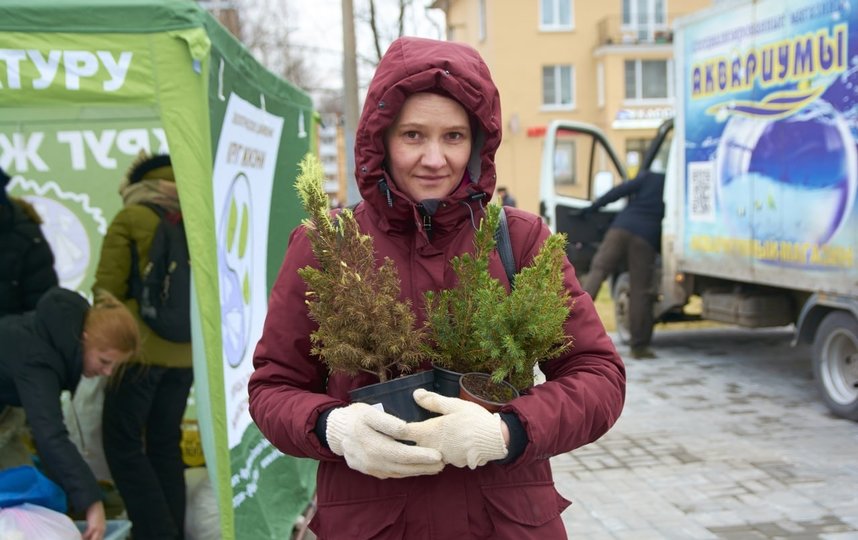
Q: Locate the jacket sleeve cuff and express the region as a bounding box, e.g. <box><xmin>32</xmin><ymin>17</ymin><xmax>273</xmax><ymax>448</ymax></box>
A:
<box><xmin>496</xmin><ymin>411</ymin><xmax>527</xmax><ymax>464</ymax></box>
<box><xmin>314</xmin><ymin>408</ymin><xmax>334</xmax><ymax>449</ymax></box>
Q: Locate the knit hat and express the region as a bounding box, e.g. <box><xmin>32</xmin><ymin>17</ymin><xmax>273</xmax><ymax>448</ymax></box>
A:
<box><xmin>125</xmin><ymin>153</ymin><xmax>174</xmax><ymax>184</ymax></box>
<box><xmin>119</xmin><ymin>152</ymin><xmax>179</xmax><ymax>211</ymax></box>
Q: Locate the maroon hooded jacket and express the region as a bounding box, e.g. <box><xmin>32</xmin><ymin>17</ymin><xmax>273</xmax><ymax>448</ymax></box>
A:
<box><xmin>248</xmin><ymin>37</ymin><xmax>625</xmax><ymax>540</ymax></box>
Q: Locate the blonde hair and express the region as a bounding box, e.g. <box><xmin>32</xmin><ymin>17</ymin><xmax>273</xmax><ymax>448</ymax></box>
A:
<box><xmin>85</xmin><ymin>289</ymin><xmax>141</xmax><ymax>359</ymax></box>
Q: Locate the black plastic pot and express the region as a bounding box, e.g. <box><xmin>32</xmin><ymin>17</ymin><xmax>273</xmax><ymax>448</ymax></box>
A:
<box><xmin>349</xmin><ymin>370</ymin><xmax>436</xmax><ymax>422</ymax></box>
<box><xmin>432</xmin><ymin>364</ymin><xmax>463</xmax><ymax>398</ymax></box>
<box><xmin>459</xmin><ymin>372</ymin><xmax>520</xmax><ymax>413</ymax></box>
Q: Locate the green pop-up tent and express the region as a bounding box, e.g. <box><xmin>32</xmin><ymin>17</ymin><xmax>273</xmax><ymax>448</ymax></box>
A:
<box><xmin>0</xmin><ymin>1</ymin><xmax>317</xmax><ymax>538</ymax></box>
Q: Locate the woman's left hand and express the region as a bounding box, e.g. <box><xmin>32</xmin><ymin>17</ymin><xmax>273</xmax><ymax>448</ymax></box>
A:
<box><xmin>403</xmin><ymin>389</ymin><xmax>508</xmax><ymax>469</ymax></box>
<box><xmin>82</xmin><ymin>500</ymin><xmax>106</xmax><ymax>540</ymax></box>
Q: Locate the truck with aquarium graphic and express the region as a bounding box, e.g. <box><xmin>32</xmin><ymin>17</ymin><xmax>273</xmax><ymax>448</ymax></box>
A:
<box><xmin>539</xmin><ymin>0</ymin><xmax>858</xmax><ymax>420</ymax></box>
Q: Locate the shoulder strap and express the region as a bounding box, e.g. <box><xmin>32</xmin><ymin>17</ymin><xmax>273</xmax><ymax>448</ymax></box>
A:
<box><xmin>139</xmin><ymin>201</ymin><xmax>167</xmax><ymax>219</ymax></box>
<box><xmin>127</xmin><ymin>203</ymin><xmax>166</xmax><ymax>301</ymax></box>
<box><xmin>494</xmin><ymin>207</ymin><xmax>516</xmax><ymax>288</ymax></box>
<box><xmin>128</xmin><ymin>238</ymin><xmax>142</xmax><ymax>301</ymax></box>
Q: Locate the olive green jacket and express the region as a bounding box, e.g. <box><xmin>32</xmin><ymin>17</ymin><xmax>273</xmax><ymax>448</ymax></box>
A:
<box><xmin>94</xmin><ymin>204</ymin><xmax>191</xmax><ymax>368</ymax></box>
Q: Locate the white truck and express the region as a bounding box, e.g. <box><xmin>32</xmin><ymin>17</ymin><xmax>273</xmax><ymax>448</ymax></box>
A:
<box><xmin>539</xmin><ymin>0</ymin><xmax>858</xmax><ymax>420</ymax></box>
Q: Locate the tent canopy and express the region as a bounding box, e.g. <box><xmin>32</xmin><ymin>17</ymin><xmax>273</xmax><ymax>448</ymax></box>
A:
<box><xmin>0</xmin><ymin>2</ymin><xmax>317</xmax><ymax>539</ymax></box>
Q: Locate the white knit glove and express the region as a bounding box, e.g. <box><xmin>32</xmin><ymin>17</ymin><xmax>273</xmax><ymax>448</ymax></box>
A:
<box><xmin>326</xmin><ymin>402</ymin><xmax>444</xmax><ymax>479</ymax></box>
<box><xmin>402</xmin><ymin>389</ymin><xmax>508</xmax><ymax>469</ymax></box>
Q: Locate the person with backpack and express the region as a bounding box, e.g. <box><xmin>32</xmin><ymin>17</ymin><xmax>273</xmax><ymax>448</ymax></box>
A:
<box><xmin>248</xmin><ymin>37</ymin><xmax>625</xmax><ymax>539</ymax></box>
<box><xmin>93</xmin><ymin>153</ymin><xmax>193</xmax><ymax>540</ymax></box>
<box><xmin>0</xmin><ymin>166</ymin><xmax>58</xmax><ymax>318</ymax></box>
<box><xmin>0</xmin><ymin>286</ymin><xmax>139</xmax><ymax>540</ymax></box>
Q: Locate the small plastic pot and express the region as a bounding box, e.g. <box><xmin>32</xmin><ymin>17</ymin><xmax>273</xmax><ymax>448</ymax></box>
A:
<box><xmin>458</xmin><ymin>372</ymin><xmax>519</xmax><ymax>413</ymax></box>
<box><xmin>432</xmin><ymin>364</ymin><xmax>463</xmax><ymax>398</ymax></box>
<box><xmin>349</xmin><ymin>370</ymin><xmax>436</xmax><ymax>422</ymax></box>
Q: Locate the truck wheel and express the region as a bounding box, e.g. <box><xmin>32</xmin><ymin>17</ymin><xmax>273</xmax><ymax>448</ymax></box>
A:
<box><xmin>612</xmin><ymin>272</ymin><xmax>631</xmax><ymax>345</ymax></box>
<box><xmin>813</xmin><ymin>311</ymin><xmax>858</xmax><ymax>421</ymax></box>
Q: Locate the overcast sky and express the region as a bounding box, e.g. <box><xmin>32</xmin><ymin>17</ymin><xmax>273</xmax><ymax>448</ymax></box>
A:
<box><xmin>288</xmin><ymin>0</ymin><xmax>446</xmax><ymax>95</ymax></box>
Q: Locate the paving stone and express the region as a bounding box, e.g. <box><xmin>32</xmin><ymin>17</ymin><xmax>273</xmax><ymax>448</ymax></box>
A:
<box><xmin>556</xmin><ymin>328</ymin><xmax>858</xmax><ymax>539</ymax></box>
<box><xmin>820</xmin><ymin>534</ymin><xmax>858</xmax><ymax>540</ymax></box>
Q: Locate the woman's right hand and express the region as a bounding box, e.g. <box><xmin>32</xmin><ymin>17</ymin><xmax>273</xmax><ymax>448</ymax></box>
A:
<box><xmin>405</xmin><ymin>389</ymin><xmax>508</xmax><ymax>469</ymax></box>
<box><xmin>82</xmin><ymin>500</ymin><xmax>106</xmax><ymax>540</ymax></box>
<box><xmin>326</xmin><ymin>403</ymin><xmax>444</xmax><ymax>479</ymax></box>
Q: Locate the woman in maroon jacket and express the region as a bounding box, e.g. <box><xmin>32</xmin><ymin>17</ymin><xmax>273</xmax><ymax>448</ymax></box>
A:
<box><xmin>248</xmin><ymin>37</ymin><xmax>625</xmax><ymax>539</ymax></box>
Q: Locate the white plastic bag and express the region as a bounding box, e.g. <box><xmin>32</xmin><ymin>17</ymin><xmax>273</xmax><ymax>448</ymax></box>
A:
<box><xmin>0</xmin><ymin>406</ymin><xmax>31</xmax><ymax>470</ymax></box>
<box><xmin>61</xmin><ymin>377</ymin><xmax>112</xmax><ymax>482</ymax></box>
<box><xmin>185</xmin><ymin>467</ymin><xmax>221</xmax><ymax>540</ymax></box>
<box><xmin>0</xmin><ymin>503</ymin><xmax>81</xmax><ymax>540</ymax></box>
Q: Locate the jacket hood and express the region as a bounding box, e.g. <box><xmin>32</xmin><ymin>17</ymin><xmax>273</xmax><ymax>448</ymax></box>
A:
<box><xmin>35</xmin><ymin>287</ymin><xmax>87</xmax><ymax>387</ymax></box>
<box><xmin>0</xmin><ymin>167</ymin><xmax>9</xmax><ymax>209</ymax></box>
<box><xmin>0</xmin><ymin>198</ymin><xmax>43</xmax><ymax>246</ymax></box>
<box><xmin>355</xmin><ymin>37</ymin><xmax>502</xmax><ymax>235</ymax></box>
<box><xmin>10</xmin><ymin>197</ymin><xmax>43</xmax><ymax>224</ymax></box>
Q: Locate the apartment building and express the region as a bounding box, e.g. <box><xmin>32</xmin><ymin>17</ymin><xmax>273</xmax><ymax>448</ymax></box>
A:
<box><xmin>318</xmin><ymin>113</ymin><xmax>348</xmax><ymax>207</ymax></box>
<box><xmin>430</xmin><ymin>0</ymin><xmax>712</xmax><ymax>212</ymax></box>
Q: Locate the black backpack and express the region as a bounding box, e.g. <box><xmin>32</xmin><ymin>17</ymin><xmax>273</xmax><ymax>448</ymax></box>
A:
<box><xmin>129</xmin><ymin>203</ymin><xmax>191</xmax><ymax>342</ymax></box>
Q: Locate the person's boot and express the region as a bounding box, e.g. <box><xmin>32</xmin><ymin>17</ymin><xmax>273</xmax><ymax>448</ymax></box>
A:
<box><xmin>630</xmin><ymin>346</ymin><xmax>657</xmax><ymax>359</ymax></box>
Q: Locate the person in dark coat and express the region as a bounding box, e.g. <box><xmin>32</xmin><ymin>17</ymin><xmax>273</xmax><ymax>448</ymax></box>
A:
<box><xmin>581</xmin><ymin>169</ymin><xmax>666</xmax><ymax>359</ymax></box>
<box><xmin>94</xmin><ymin>152</ymin><xmax>193</xmax><ymax>540</ymax></box>
<box><xmin>0</xmin><ymin>286</ymin><xmax>139</xmax><ymax>540</ymax></box>
<box><xmin>0</xmin><ymin>166</ymin><xmax>58</xmax><ymax>318</ymax></box>
<box><xmin>248</xmin><ymin>37</ymin><xmax>625</xmax><ymax>539</ymax></box>
<box><xmin>497</xmin><ymin>186</ymin><xmax>517</xmax><ymax>207</ymax></box>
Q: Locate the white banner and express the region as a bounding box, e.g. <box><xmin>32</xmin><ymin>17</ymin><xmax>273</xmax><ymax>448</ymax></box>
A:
<box><xmin>212</xmin><ymin>94</ymin><xmax>283</xmax><ymax>448</ymax></box>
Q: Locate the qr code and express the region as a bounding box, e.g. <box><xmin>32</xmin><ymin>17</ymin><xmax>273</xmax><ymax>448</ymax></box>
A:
<box><xmin>688</xmin><ymin>161</ymin><xmax>715</xmax><ymax>222</ymax></box>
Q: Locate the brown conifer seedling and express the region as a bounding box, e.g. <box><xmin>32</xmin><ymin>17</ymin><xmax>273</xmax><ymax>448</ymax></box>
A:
<box><xmin>295</xmin><ymin>154</ymin><xmax>428</xmax><ymax>382</ymax></box>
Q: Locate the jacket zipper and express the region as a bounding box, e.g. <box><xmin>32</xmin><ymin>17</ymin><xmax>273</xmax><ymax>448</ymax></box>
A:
<box><xmin>416</xmin><ymin>204</ymin><xmax>433</xmax><ymax>240</ymax></box>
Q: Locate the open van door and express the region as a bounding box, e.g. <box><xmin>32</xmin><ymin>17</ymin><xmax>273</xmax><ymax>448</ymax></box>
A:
<box><xmin>538</xmin><ymin>120</ymin><xmax>627</xmax><ymax>274</ymax></box>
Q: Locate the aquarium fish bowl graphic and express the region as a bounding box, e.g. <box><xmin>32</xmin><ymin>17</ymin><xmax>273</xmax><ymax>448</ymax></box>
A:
<box><xmin>714</xmin><ymin>99</ymin><xmax>857</xmax><ymax>248</ymax></box>
<box><xmin>218</xmin><ymin>173</ymin><xmax>253</xmax><ymax>368</ymax></box>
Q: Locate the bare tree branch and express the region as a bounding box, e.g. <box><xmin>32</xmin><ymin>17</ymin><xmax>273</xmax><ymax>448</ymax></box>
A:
<box><xmin>233</xmin><ymin>0</ymin><xmax>319</xmax><ymax>92</ymax></box>
<box><xmin>317</xmin><ymin>89</ymin><xmax>345</xmax><ymax>116</ymax></box>
<box><xmin>219</xmin><ymin>0</ymin><xmax>446</xmax><ymax>100</ymax></box>
<box><xmin>367</xmin><ymin>0</ymin><xmax>384</xmax><ymax>63</ymax></box>
<box><xmin>397</xmin><ymin>0</ymin><xmax>414</xmax><ymax>37</ymax></box>
<box><xmin>423</xmin><ymin>8</ymin><xmax>444</xmax><ymax>38</ymax></box>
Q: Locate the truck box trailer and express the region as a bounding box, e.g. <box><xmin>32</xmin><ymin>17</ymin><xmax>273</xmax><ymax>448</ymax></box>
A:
<box><xmin>539</xmin><ymin>0</ymin><xmax>858</xmax><ymax>420</ymax></box>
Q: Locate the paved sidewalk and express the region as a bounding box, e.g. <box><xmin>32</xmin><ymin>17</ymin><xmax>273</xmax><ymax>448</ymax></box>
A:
<box><xmin>553</xmin><ymin>327</ymin><xmax>858</xmax><ymax>540</ymax></box>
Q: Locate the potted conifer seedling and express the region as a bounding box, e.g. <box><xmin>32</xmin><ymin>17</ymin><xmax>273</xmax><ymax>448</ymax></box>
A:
<box><xmin>295</xmin><ymin>154</ymin><xmax>434</xmax><ymax>421</ymax></box>
<box><xmin>424</xmin><ymin>204</ymin><xmax>573</xmax><ymax>412</ymax></box>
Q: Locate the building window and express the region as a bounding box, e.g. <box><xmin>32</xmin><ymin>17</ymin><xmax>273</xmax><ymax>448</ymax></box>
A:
<box><xmin>540</xmin><ymin>0</ymin><xmax>574</xmax><ymax>31</ymax></box>
<box><xmin>542</xmin><ymin>65</ymin><xmax>575</xmax><ymax>109</ymax></box>
<box><xmin>596</xmin><ymin>62</ymin><xmax>605</xmax><ymax>108</ymax></box>
<box><xmin>625</xmin><ymin>138</ymin><xmax>649</xmax><ymax>179</ymax></box>
<box><xmin>622</xmin><ymin>0</ymin><xmax>666</xmax><ymax>41</ymax></box>
<box><xmin>554</xmin><ymin>140</ymin><xmax>576</xmax><ymax>187</ymax></box>
<box><xmin>478</xmin><ymin>0</ymin><xmax>487</xmax><ymax>41</ymax></box>
<box><xmin>624</xmin><ymin>59</ymin><xmax>672</xmax><ymax>101</ymax></box>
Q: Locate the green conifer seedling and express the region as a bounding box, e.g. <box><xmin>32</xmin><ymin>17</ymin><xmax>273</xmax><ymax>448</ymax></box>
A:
<box><xmin>424</xmin><ymin>204</ymin><xmax>573</xmax><ymax>390</ymax></box>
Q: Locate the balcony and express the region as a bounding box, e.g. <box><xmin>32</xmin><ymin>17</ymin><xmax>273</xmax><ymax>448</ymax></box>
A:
<box><xmin>596</xmin><ymin>15</ymin><xmax>673</xmax><ymax>46</ymax></box>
